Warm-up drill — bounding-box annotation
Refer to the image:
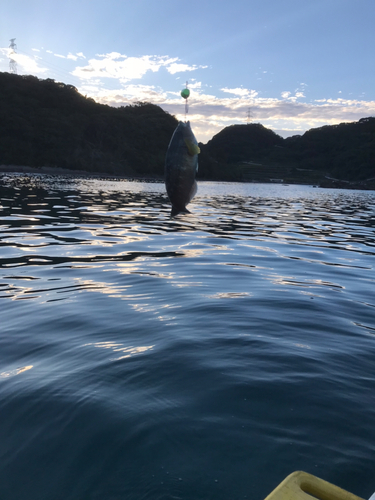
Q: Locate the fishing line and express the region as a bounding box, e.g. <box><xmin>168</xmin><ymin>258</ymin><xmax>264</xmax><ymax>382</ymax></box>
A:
<box><xmin>181</xmin><ymin>81</ymin><xmax>190</xmax><ymax>122</ymax></box>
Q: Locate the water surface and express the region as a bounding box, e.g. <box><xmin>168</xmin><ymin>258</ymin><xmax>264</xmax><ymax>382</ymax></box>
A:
<box><xmin>1</xmin><ymin>174</ymin><xmax>374</xmax><ymax>500</ymax></box>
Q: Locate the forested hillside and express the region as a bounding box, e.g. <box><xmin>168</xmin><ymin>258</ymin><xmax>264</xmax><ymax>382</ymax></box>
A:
<box><xmin>199</xmin><ymin>119</ymin><xmax>375</xmax><ymax>184</ymax></box>
<box><xmin>283</xmin><ymin>118</ymin><xmax>375</xmax><ymax>181</ymax></box>
<box><xmin>0</xmin><ymin>72</ymin><xmax>374</xmax><ymax>186</ymax></box>
<box><xmin>0</xmin><ymin>72</ymin><xmax>177</xmax><ymax>176</ymax></box>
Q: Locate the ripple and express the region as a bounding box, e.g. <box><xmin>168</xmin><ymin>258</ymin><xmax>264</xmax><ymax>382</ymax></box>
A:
<box><xmin>0</xmin><ymin>175</ymin><xmax>374</xmax><ymax>500</ymax></box>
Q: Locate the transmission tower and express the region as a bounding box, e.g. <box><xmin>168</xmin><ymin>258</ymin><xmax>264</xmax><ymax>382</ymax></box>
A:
<box><xmin>9</xmin><ymin>38</ymin><xmax>17</xmax><ymax>74</ymax></box>
<box><xmin>247</xmin><ymin>107</ymin><xmax>252</xmax><ymax>124</ymax></box>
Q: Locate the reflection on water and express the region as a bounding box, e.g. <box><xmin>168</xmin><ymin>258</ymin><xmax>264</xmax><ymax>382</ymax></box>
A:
<box><xmin>0</xmin><ymin>365</ymin><xmax>33</xmax><ymax>378</ymax></box>
<box><xmin>0</xmin><ymin>173</ymin><xmax>375</xmax><ymax>500</ymax></box>
<box><xmin>84</xmin><ymin>342</ymin><xmax>155</xmax><ymax>361</ymax></box>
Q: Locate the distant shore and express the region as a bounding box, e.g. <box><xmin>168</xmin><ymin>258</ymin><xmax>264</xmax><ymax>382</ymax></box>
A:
<box><xmin>1</xmin><ymin>164</ymin><xmax>374</xmax><ymax>190</ymax></box>
<box><xmin>0</xmin><ymin>164</ymin><xmax>129</xmax><ymax>178</ymax></box>
<box><xmin>319</xmin><ymin>177</ymin><xmax>375</xmax><ymax>190</ymax></box>
<box><xmin>0</xmin><ymin>164</ymin><xmax>164</xmax><ymax>182</ymax></box>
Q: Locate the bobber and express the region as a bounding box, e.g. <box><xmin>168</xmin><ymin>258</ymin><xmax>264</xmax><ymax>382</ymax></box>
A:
<box><xmin>181</xmin><ymin>88</ymin><xmax>190</xmax><ymax>99</ymax></box>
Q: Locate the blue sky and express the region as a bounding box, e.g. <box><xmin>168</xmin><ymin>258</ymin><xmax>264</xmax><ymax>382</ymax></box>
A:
<box><xmin>1</xmin><ymin>0</ymin><xmax>375</xmax><ymax>143</ymax></box>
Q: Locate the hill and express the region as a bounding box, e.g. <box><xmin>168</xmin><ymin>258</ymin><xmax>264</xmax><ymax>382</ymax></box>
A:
<box><xmin>284</xmin><ymin>118</ymin><xmax>375</xmax><ymax>181</ymax></box>
<box><xmin>199</xmin><ymin>123</ymin><xmax>284</xmax><ymax>180</ymax></box>
<box><xmin>0</xmin><ymin>72</ymin><xmax>177</xmax><ymax>177</ymax></box>
<box><xmin>0</xmin><ymin>72</ymin><xmax>374</xmax><ymax>187</ymax></box>
<box><xmin>199</xmin><ymin>119</ymin><xmax>375</xmax><ymax>186</ymax></box>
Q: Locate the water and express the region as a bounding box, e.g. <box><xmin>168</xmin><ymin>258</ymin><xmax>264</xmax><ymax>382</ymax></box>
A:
<box><xmin>0</xmin><ymin>174</ymin><xmax>374</xmax><ymax>500</ymax></box>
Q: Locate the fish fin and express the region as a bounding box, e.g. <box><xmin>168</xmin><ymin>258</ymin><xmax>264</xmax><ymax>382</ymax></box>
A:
<box><xmin>171</xmin><ymin>206</ymin><xmax>190</xmax><ymax>217</ymax></box>
<box><xmin>187</xmin><ymin>182</ymin><xmax>197</xmax><ymax>204</ymax></box>
<box><xmin>184</xmin><ymin>139</ymin><xmax>201</xmax><ymax>156</ymax></box>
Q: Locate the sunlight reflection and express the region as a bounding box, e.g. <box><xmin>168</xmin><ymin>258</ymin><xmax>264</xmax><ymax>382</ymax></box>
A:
<box><xmin>206</xmin><ymin>292</ymin><xmax>251</xmax><ymax>299</ymax></box>
<box><xmin>271</xmin><ymin>275</ymin><xmax>344</xmax><ymax>290</ymax></box>
<box><xmin>72</xmin><ymin>278</ymin><xmax>132</xmax><ymax>298</ymax></box>
<box><xmin>293</xmin><ymin>344</ymin><xmax>311</xmax><ymax>349</ymax></box>
<box><xmin>0</xmin><ymin>365</ymin><xmax>33</xmax><ymax>378</ymax></box>
<box><xmin>172</xmin><ymin>280</ymin><xmax>203</xmax><ymax>288</ymax></box>
<box><xmin>84</xmin><ymin>342</ymin><xmax>154</xmax><ymax>361</ymax></box>
<box><xmin>116</xmin><ymin>262</ymin><xmax>174</xmax><ymax>279</ymax></box>
<box><xmin>71</xmin><ymin>277</ymin><xmax>178</xmax><ymax>322</ymax></box>
<box><xmin>69</xmin><ymin>226</ymin><xmax>151</xmax><ymax>247</ymax></box>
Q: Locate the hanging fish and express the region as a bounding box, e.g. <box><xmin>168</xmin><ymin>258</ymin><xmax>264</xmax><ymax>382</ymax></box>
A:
<box><xmin>165</xmin><ymin>120</ymin><xmax>200</xmax><ymax>217</ymax></box>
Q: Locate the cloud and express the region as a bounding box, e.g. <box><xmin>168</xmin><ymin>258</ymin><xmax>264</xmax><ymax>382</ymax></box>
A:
<box><xmin>85</xmin><ymin>82</ymin><xmax>375</xmax><ymax>143</ymax></box>
<box><xmin>72</xmin><ymin>52</ymin><xmax>176</xmax><ymax>82</ymax></box>
<box><xmin>0</xmin><ymin>48</ymin><xmax>47</xmax><ymax>74</ymax></box>
<box><xmin>84</xmin><ymin>84</ymin><xmax>168</xmax><ymax>106</ymax></box>
<box><xmin>281</xmin><ymin>90</ymin><xmax>306</xmax><ymax>102</ymax></box>
<box><xmin>166</xmin><ymin>62</ymin><xmax>207</xmax><ymax>74</ymax></box>
<box><xmin>52</xmin><ymin>51</ymin><xmax>85</xmax><ymax>61</ymax></box>
<box><xmin>71</xmin><ymin>52</ymin><xmax>207</xmax><ymax>83</ymax></box>
<box><xmin>180</xmin><ymin>80</ymin><xmax>202</xmax><ymax>90</ymax></box>
<box><xmin>221</xmin><ymin>87</ymin><xmax>258</xmax><ymax>98</ymax></box>
<box><xmin>8</xmin><ymin>45</ymin><xmax>371</xmax><ymax>144</ymax></box>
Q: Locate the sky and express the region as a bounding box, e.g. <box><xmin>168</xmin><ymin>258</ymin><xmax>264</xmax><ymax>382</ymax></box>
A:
<box><xmin>1</xmin><ymin>0</ymin><xmax>375</xmax><ymax>143</ymax></box>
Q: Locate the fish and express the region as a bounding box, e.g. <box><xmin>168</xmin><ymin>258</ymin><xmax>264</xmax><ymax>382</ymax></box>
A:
<box><xmin>165</xmin><ymin>121</ymin><xmax>200</xmax><ymax>216</ymax></box>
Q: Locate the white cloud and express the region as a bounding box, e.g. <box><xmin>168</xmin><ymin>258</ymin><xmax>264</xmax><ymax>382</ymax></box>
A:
<box><xmin>221</xmin><ymin>87</ymin><xmax>248</xmax><ymax>96</ymax></box>
<box><xmin>71</xmin><ymin>52</ymin><xmax>207</xmax><ymax>83</ymax></box>
<box><xmin>0</xmin><ymin>48</ymin><xmax>47</xmax><ymax>74</ymax></box>
<box><xmin>88</xmin><ymin>84</ymin><xmax>168</xmax><ymax>106</ymax></box>
<box><xmin>71</xmin><ymin>52</ymin><xmax>179</xmax><ymax>82</ymax></box>
<box><xmin>6</xmin><ymin>45</ymin><xmax>370</xmax><ymax>144</ymax></box>
<box><xmin>221</xmin><ymin>87</ymin><xmax>258</xmax><ymax>98</ymax></box>
<box><xmin>281</xmin><ymin>90</ymin><xmax>305</xmax><ymax>101</ymax></box>
<box><xmin>86</xmin><ymin>84</ymin><xmax>375</xmax><ymax>143</ymax></box>
<box><xmin>49</xmin><ymin>50</ymin><xmax>85</xmax><ymax>61</ymax></box>
<box><xmin>187</xmin><ymin>81</ymin><xmax>202</xmax><ymax>90</ymax></box>
<box><xmin>166</xmin><ymin>62</ymin><xmax>207</xmax><ymax>74</ymax></box>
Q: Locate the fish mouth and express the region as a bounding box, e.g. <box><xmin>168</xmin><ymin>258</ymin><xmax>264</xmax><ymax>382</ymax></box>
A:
<box><xmin>179</xmin><ymin>120</ymin><xmax>191</xmax><ymax>130</ymax></box>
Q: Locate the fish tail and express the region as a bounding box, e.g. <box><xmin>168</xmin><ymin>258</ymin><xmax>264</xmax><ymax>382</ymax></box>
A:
<box><xmin>171</xmin><ymin>206</ymin><xmax>191</xmax><ymax>217</ymax></box>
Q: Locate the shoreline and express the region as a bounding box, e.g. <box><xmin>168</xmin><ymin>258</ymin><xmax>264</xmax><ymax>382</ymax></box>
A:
<box><xmin>0</xmin><ymin>164</ymin><xmax>163</xmax><ymax>182</ymax></box>
<box><xmin>1</xmin><ymin>165</ymin><xmax>374</xmax><ymax>191</ymax></box>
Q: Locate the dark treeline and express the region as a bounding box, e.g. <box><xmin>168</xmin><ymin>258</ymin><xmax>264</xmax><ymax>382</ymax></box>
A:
<box><xmin>198</xmin><ymin>120</ymin><xmax>375</xmax><ymax>185</ymax></box>
<box><xmin>0</xmin><ymin>72</ymin><xmax>374</xmax><ymax>186</ymax></box>
<box><xmin>0</xmin><ymin>72</ymin><xmax>177</xmax><ymax>176</ymax></box>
